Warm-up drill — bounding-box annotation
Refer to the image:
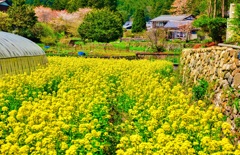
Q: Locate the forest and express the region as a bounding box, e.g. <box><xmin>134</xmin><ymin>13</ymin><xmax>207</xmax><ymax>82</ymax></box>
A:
<box><xmin>4</xmin><ymin>0</ymin><xmax>240</xmax><ymax>21</ymax></box>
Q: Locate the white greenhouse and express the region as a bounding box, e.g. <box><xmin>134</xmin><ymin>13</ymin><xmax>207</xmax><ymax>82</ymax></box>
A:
<box><xmin>0</xmin><ymin>31</ymin><xmax>48</xmax><ymax>75</ymax></box>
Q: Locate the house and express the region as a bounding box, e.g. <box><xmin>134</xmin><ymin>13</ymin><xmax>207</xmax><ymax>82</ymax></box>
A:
<box><xmin>151</xmin><ymin>14</ymin><xmax>195</xmax><ymax>28</ymax></box>
<box><xmin>164</xmin><ymin>20</ymin><xmax>198</xmax><ymax>40</ymax></box>
<box><xmin>123</xmin><ymin>21</ymin><xmax>133</xmax><ymax>29</ymax></box>
<box><xmin>0</xmin><ymin>0</ymin><xmax>9</xmax><ymax>12</ymax></box>
<box><xmin>150</xmin><ymin>14</ymin><xmax>196</xmax><ymax>40</ymax></box>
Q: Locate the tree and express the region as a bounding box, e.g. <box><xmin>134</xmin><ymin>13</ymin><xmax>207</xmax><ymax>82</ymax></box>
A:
<box><xmin>145</xmin><ymin>28</ymin><xmax>167</xmax><ymax>52</ymax></box>
<box><xmin>193</xmin><ymin>16</ymin><xmax>227</xmax><ymax>43</ymax></box>
<box><xmin>131</xmin><ymin>9</ymin><xmax>146</xmax><ymax>33</ymax></box>
<box><xmin>78</xmin><ymin>9</ymin><xmax>123</xmax><ymax>42</ymax></box>
<box><xmin>0</xmin><ymin>12</ymin><xmax>12</xmax><ymax>32</ymax></box>
<box><xmin>88</xmin><ymin>0</ymin><xmax>104</xmax><ymax>9</ymax></box>
<box><xmin>6</xmin><ymin>0</ymin><xmax>12</xmax><ymax>5</ymax></box>
<box><xmin>34</xmin><ymin>6</ymin><xmax>57</xmax><ymax>23</ymax></box>
<box><xmin>52</xmin><ymin>0</ymin><xmax>68</xmax><ymax>10</ymax></box>
<box><xmin>178</xmin><ymin>22</ymin><xmax>193</xmax><ymax>42</ymax></box>
<box><xmin>7</xmin><ymin>0</ymin><xmax>37</xmax><ymax>38</ymax></box>
<box><xmin>116</xmin><ymin>0</ymin><xmax>174</xmax><ymax>22</ymax></box>
<box><xmin>104</xmin><ymin>0</ymin><xmax>117</xmax><ymax>11</ymax></box>
<box><xmin>66</xmin><ymin>0</ymin><xmax>87</xmax><ymax>13</ymax></box>
<box><xmin>170</xmin><ymin>0</ymin><xmax>189</xmax><ymax>15</ymax></box>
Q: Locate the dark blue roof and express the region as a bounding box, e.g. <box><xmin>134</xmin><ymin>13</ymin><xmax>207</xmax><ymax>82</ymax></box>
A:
<box><xmin>0</xmin><ymin>2</ymin><xmax>9</xmax><ymax>6</ymax></box>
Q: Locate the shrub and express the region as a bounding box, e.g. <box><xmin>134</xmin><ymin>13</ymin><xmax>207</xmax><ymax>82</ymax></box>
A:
<box><xmin>192</xmin><ymin>79</ymin><xmax>208</xmax><ymax>100</ymax></box>
<box><xmin>31</xmin><ymin>22</ymin><xmax>57</xmax><ymax>45</ymax></box>
<box><xmin>235</xmin><ymin>117</ymin><xmax>240</xmax><ymax>128</ymax></box>
<box><xmin>123</xmin><ymin>30</ymin><xmax>134</xmax><ymax>38</ymax></box>
<box><xmin>78</xmin><ymin>9</ymin><xmax>123</xmax><ymax>43</ymax></box>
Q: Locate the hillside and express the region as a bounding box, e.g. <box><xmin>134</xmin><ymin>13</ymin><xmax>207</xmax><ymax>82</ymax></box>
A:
<box><xmin>5</xmin><ymin>0</ymin><xmax>238</xmax><ymax>21</ymax></box>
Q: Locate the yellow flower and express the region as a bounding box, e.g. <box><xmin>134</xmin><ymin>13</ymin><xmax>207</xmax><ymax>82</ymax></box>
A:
<box><xmin>61</xmin><ymin>142</ymin><xmax>68</xmax><ymax>150</ymax></box>
<box><xmin>2</xmin><ymin>106</ymin><xmax>8</xmax><ymax>112</ymax></box>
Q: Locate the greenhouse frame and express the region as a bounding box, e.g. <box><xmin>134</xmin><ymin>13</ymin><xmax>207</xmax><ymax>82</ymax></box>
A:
<box><xmin>0</xmin><ymin>31</ymin><xmax>48</xmax><ymax>76</ymax></box>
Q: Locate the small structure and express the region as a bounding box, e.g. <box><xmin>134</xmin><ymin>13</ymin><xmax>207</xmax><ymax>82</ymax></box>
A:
<box><xmin>0</xmin><ymin>31</ymin><xmax>48</xmax><ymax>76</ymax></box>
<box><xmin>0</xmin><ymin>0</ymin><xmax>9</xmax><ymax>12</ymax></box>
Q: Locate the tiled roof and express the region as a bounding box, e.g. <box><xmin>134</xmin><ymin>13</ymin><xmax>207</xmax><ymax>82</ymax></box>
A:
<box><xmin>164</xmin><ymin>20</ymin><xmax>193</xmax><ymax>29</ymax></box>
<box><xmin>151</xmin><ymin>14</ymin><xmax>192</xmax><ymax>22</ymax></box>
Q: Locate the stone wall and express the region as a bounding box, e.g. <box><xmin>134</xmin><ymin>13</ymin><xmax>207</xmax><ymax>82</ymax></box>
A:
<box><xmin>181</xmin><ymin>46</ymin><xmax>240</xmax><ymax>129</ymax></box>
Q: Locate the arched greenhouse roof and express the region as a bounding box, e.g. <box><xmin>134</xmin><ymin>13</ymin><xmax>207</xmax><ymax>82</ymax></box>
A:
<box><xmin>0</xmin><ymin>31</ymin><xmax>45</xmax><ymax>58</ymax></box>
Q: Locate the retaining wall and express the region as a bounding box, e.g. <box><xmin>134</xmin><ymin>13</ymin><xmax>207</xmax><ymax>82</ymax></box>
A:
<box><xmin>181</xmin><ymin>46</ymin><xmax>240</xmax><ymax>129</ymax></box>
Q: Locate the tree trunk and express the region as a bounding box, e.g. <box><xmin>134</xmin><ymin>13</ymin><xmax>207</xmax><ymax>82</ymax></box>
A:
<box><xmin>208</xmin><ymin>0</ymin><xmax>212</xmax><ymax>17</ymax></box>
<box><xmin>222</xmin><ymin>0</ymin><xmax>225</xmax><ymax>17</ymax></box>
<box><xmin>213</xmin><ymin>0</ymin><xmax>217</xmax><ymax>18</ymax></box>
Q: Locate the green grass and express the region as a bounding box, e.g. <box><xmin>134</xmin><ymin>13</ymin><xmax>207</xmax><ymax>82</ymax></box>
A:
<box><xmin>39</xmin><ymin>40</ymin><xmax>182</xmax><ymax>63</ymax></box>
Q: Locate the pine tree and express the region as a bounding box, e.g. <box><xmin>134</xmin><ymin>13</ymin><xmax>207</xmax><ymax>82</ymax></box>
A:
<box><xmin>88</xmin><ymin>0</ymin><xmax>104</xmax><ymax>9</ymax></box>
<box><xmin>66</xmin><ymin>0</ymin><xmax>87</xmax><ymax>12</ymax></box>
<box><xmin>52</xmin><ymin>0</ymin><xmax>68</xmax><ymax>10</ymax></box>
<box><xmin>131</xmin><ymin>9</ymin><xmax>146</xmax><ymax>33</ymax></box>
<box><xmin>104</xmin><ymin>0</ymin><xmax>117</xmax><ymax>11</ymax></box>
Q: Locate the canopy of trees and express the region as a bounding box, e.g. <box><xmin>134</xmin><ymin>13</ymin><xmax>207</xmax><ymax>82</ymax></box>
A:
<box><xmin>25</xmin><ymin>0</ymin><xmax>117</xmax><ymax>12</ymax></box>
<box><xmin>193</xmin><ymin>16</ymin><xmax>227</xmax><ymax>42</ymax></box>
<box><xmin>7</xmin><ymin>0</ymin><xmax>37</xmax><ymax>38</ymax></box>
<box><xmin>2</xmin><ymin>0</ymin><xmax>240</xmax><ymax>44</ymax></box>
<box><xmin>21</xmin><ymin>0</ymin><xmax>239</xmax><ymax>21</ymax></box>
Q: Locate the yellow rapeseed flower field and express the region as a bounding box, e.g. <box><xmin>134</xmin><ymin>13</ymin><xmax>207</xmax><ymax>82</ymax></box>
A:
<box><xmin>0</xmin><ymin>57</ymin><xmax>239</xmax><ymax>155</ymax></box>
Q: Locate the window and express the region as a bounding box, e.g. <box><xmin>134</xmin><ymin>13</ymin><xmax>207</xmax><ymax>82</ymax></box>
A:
<box><xmin>156</xmin><ymin>22</ymin><xmax>164</xmax><ymax>27</ymax></box>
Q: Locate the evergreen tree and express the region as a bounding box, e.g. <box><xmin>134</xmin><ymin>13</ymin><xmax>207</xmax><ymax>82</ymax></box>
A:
<box><xmin>7</xmin><ymin>0</ymin><xmax>37</xmax><ymax>38</ymax></box>
<box><xmin>66</xmin><ymin>0</ymin><xmax>87</xmax><ymax>12</ymax></box>
<box><xmin>52</xmin><ymin>0</ymin><xmax>68</xmax><ymax>10</ymax></box>
<box><xmin>104</xmin><ymin>0</ymin><xmax>117</xmax><ymax>11</ymax></box>
<box><xmin>88</xmin><ymin>0</ymin><xmax>104</xmax><ymax>9</ymax></box>
<box><xmin>78</xmin><ymin>9</ymin><xmax>123</xmax><ymax>42</ymax></box>
<box><xmin>5</xmin><ymin>0</ymin><xmax>12</xmax><ymax>5</ymax></box>
<box><xmin>131</xmin><ymin>9</ymin><xmax>146</xmax><ymax>33</ymax></box>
